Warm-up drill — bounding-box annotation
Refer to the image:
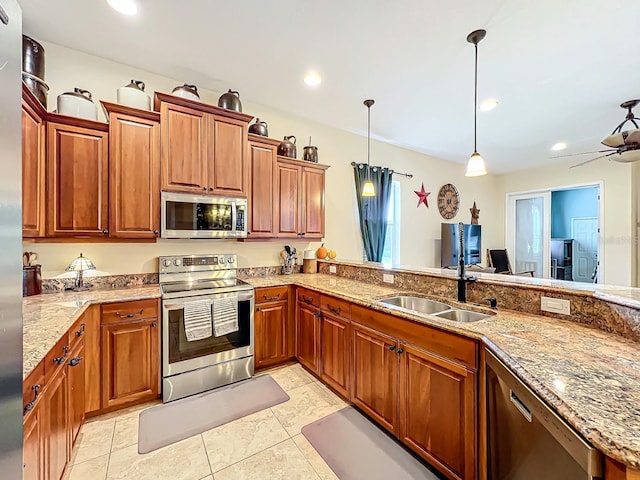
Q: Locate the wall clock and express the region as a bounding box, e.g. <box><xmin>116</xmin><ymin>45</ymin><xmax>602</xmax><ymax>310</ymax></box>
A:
<box><xmin>437</xmin><ymin>183</ymin><xmax>460</xmax><ymax>219</ymax></box>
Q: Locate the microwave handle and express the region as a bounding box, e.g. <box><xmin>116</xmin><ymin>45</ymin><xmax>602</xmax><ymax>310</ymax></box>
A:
<box><xmin>231</xmin><ymin>201</ymin><xmax>237</xmax><ymax>232</ymax></box>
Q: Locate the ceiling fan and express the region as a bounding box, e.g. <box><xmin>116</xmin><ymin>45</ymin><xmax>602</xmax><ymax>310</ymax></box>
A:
<box><xmin>554</xmin><ymin>99</ymin><xmax>640</xmax><ymax>168</ymax></box>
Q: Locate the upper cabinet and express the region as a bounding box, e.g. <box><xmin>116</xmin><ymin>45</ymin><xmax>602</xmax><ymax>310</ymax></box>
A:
<box><xmin>248</xmin><ymin>135</ymin><xmax>280</xmax><ymax>238</ymax></box>
<box><xmin>47</xmin><ymin>120</ymin><xmax>109</xmax><ymax>237</ymax></box>
<box><xmin>22</xmin><ymin>86</ymin><xmax>46</xmax><ymax>238</ymax></box>
<box><xmin>103</xmin><ymin>102</ymin><xmax>161</xmax><ymax>239</ymax></box>
<box><xmin>155</xmin><ymin>92</ymin><xmax>253</xmax><ymax>198</ymax></box>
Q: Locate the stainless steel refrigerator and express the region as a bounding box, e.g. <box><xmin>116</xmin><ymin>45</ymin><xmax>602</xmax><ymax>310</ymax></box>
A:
<box><xmin>0</xmin><ymin>0</ymin><xmax>23</xmax><ymax>478</ymax></box>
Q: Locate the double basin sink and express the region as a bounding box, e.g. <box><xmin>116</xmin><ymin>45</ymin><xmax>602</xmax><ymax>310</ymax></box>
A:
<box><xmin>377</xmin><ymin>295</ymin><xmax>491</xmax><ymax>323</ymax></box>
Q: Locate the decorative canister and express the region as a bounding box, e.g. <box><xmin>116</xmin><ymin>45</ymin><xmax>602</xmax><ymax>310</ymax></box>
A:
<box><xmin>302</xmin><ymin>250</ymin><xmax>317</xmax><ymax>274</ymax></box>
<box><xmin>117</xmin><ymin>79</ymin><xmax>151</xmax><ymax>110</ymax></box>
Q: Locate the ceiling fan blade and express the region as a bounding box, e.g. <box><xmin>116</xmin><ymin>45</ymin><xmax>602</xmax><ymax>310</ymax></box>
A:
<box><xmin>551</xmin><ymin>149</ymin><xmax>615</xmax><ymax>159</ymax></box>
<box><xmin>570</xmin><ymin>152</ymin><xmax>617</xmax><ymax>168</ymax></box>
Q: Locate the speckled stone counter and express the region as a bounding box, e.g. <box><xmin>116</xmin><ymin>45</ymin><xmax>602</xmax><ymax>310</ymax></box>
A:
<box><xmin>243</xmin><ymin>273</ymin><xmax>640</xmax><ymax>468</ymax></box>
<box><xmin>23</xmin><ymin>286</ymin><xmax>160</xmax><ymax>380</ymax></box>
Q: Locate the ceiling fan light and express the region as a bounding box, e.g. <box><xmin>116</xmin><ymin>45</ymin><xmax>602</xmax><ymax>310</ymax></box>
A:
<box><xmin>362</xmin><ymin>181</ymin><xmax>376</xmax><ymax>197</ymax></box>
<box><xmin>465</xmin><ymin>151</ymin><xmax>487</xmax><ymax>177</ymax></box>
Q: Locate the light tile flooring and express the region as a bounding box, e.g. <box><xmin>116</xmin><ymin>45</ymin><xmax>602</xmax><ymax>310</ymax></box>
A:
<box><xmin>64</xmin><ymin>364</ymin><xmax>345</xmax><ymax>480</ymax></box>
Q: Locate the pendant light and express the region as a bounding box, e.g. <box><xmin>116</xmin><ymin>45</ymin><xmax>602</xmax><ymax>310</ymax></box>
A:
<box><xmin>362</xmin><ymin>99</ymin><xmax>376</xmax><ymax>197</ymax></box>
<box><xmin>465</xmin><ymin>29</ymin><xmax>488</xmax><ymax>177</ymax></box>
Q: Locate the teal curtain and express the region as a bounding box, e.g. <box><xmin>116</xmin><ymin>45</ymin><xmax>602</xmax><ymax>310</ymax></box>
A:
<box><xmin>353</xmin><ymin>164</ymin><xmax>393</xmax><ymax>262</ymax></box>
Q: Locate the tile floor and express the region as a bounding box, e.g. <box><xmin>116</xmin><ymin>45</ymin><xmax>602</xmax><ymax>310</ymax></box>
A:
<box><xmin>63</xmin><ymin>363</ymin><xmax>345</xmax><ymax>480</ymax></box>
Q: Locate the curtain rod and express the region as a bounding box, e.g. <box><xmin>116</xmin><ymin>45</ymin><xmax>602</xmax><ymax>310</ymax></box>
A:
<box><xmin>350</xmin><ymin>162</ymin><xmax>413</xmax><ymax>179</ymax></box>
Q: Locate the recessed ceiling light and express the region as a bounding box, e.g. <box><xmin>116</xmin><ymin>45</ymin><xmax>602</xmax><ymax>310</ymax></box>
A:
<box><xmin>479</xmin><ymin>98</ymin><xmax>498</xmax><ymax>112</ymax></box>
<box><xmin>107</xmin><ymin>0</ymin><xmax>137</xmax><ymax>15</ymax></box>
<box><xmin>551</xmin><ymin>142</ymin><xmax>568</xmax><ymax>151</ymax></box>
<box><xmin>304</xmin><ymin>73</ymin><xmax>321</xmax><ymax>87</ymax></box>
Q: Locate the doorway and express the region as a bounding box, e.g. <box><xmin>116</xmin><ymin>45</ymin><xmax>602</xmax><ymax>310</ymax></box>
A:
<box><xmin>506</xmin><ymin>183</ymin><xmax>602</xmax><ymax>283</ymax></box>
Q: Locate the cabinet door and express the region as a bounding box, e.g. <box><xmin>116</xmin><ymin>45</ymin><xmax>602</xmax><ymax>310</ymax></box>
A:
<box><xmin>101</xmin><ymin>318</ymin><xmax>160</xmax><ymax>409</ymax></box>
<box><xmin>109</xmin><ymin>111</ymin><xmax>160</xmax><ymax>238</ymax></box>
<box><xmin>399</xmin><ymin>343</ymin><xmax>476</xmax><ymax>480</ymax></box>
<box><xmin>297</xmin><ymin>304</ymin><xmax>320</xmax><ymax>374</ymax></box>
<box><xmin>248</xmin><ymin>141</ymin><xmax>276</xmax><ymax>237</ymax></box>
<box><xmin>160</xmin><ymin>102</ymin><xmax>208</xmax><ymax>193</ymax></box>
<box><xmin>67</xmin><ymin>340</ymin><xmax>85</xmax><ymax>446</ymax></box>
<box><xmin>302</xmin><ymin>166</ymin><xmax>325</xmax><ymax>238</ymax></box>
<box><xmin>255</xmin><ymin>300</ymin><xmax>288</xmax><ymax>369</ymax></box>
<box><xmin>83</xmin><ymin>305</ymin><xmax>102</xmax><ymax>414</ymax></box>
<box><xmin>276</xmin><ymin>161</ymin><xmax>302</xmax><ymax>237</ymax></box>
<box><xmin>352</xmin><ymin>323</ymin><xmax>399</xmax><ymax>435</ymax></box>
<box><xmin>47</xmin><ymin>122</ymin><xmax>109</xmax><ymax>236</ymax></box>
<box><xmin>320</xmin><ymin>313</ymin><xmax>350</xmax><ymax>398</ymax></box>
<box><xmin>210</xmin><ymin>116</ymin><xmax>247</xmax><ymax>196</ymax></box>
<box><xmin>23</xmin><ymin>399</ymin><xmax>45</xmax><ymax>480</ymax></box>
<box><xmin>22</xmin><ymin>101</ymin><xmax>45</xmax><ymax>237</ymax></box>
<box><xmin>45</xmin><ymin>367</ymin><xmax>69</xmax><ymax>480</ymax></box>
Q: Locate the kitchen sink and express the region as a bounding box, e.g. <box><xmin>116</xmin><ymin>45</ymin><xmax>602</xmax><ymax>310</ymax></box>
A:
<box><xmin>433</xmin><ymin>309</ymin><xmax>490</xmax><ymax>323</ymax></box>
<box><xmin>378</xmin><ymin>296</ymin><xmax>451</xmax><ymax>315</ymax></box>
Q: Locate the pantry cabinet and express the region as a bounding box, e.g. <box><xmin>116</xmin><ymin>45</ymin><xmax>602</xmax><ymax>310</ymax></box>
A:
<box><xmin>22</xmin><ymin>86</ymin><xmax>46</xmax><ymax>238</ymax></box>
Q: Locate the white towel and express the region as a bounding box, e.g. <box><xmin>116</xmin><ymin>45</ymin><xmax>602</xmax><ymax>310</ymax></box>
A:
<box><xmin>212</xmin><ymin>296</ymin><xmax>238</xmax><ymax>337</ymax></box>
<box><xmin>183</xmin><ymin>299</ymin><xmax>213</xmax><ymax>342</ymax></box>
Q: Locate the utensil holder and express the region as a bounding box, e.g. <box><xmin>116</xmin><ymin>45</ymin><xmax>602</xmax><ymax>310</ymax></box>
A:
<box><xmin>282</xmin><ymin>263</ymin><xmax>294</xmax><ymax>275</ymax></box>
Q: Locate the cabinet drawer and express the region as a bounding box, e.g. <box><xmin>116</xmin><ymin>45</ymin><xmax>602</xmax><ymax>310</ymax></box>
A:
<box><xmin>101</xmin><ymin>299</ymin><xmax>158</xmax><ymax>324</ymax></box>
<box><xmin>68</xmin><ymin>314</ymin><xmax>88</xmax><ymax>349</ymax></box>
<box><xmin>44</xmin><ymin>334</ymin><xmax>71</xmax><ymax>383</ymax></box>
<box><xmin>320</xmin><ymin>295</ymin><xmax>351</xmax><ymax>320</ymax></box>
<box><xmin>23</xmin><ymin>360</ymin><xmax>44</xmax><ymax>415</ymax></box>
<box><xmin>256</xmin><ymin>286</ymin><xmax>289</xmax><ymax>304</ymax></box>
<box><xmin>297</xmin><ymin>288</ymin><xmax>320</xmax><ymax>308</ymax></box>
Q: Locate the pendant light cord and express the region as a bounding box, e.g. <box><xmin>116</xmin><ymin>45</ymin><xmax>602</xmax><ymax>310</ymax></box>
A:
<box><xmin>474</xmin><ymin>42</ymin><xmax>478</xmax><ymax>153</ymax></box>
<box><xmin>367</xmin><ymin>104</ymin><xmax>371</xmax><ymax>168</ymax></box>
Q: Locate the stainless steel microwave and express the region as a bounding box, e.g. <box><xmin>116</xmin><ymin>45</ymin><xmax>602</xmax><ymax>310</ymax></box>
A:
<box><xmin>161</xmin><ymin>192</ymin><xmax>247</xmax><ymax>239</ymax></box>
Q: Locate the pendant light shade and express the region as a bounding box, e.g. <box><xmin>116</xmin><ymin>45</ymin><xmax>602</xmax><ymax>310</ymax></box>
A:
<box><xmin>362</xmin><ymin>99</ymin><xmax>376</xmax><ymax>197</ymax></box>
<box><xmin>465</xmin><ymin>29</ymin><xmax>488</xmax><ymax>177</ymax></box>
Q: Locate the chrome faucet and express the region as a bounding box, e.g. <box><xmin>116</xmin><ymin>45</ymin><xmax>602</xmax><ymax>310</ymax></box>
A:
<box><xmin>457</xmin><ymin>222</ymin><xmax>476</xmax><ymax>303</ymax></box>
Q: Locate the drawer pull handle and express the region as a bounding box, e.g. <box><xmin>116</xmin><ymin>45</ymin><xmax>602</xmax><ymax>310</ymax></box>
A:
<box><xmin>115</xmin><ymin>309</ymin><xmax>144</xmax><ymax>319</ymax></box>
<box><xmin>301</xmin><ymin>295</ymin><xmax>314</xmax><ymax>304</ymax></box>
<box><xmin>54</xmin><ymin>345</ymin><xmax>70</xmax><ymax>365</ymax></box>
<box><xmin>68</xmin><ymin>356</ymin><xmax>83</xmax><ymax>367</ymax></box>
<box><xmin>313</xmin><ymin>312</ymin><xmax>322</xmax><ymax>318</ymax></box>
<box><xmin>263</xmin><ymin>293</ymin><xmax>281</xmax><ymax>301</ymax></box>
<box><xmin>326</xmin><ymin>304</ymin><xmax>341</xmax><ymax>315</ymax></box>
<box><xmin>75</xmin><ymin>323</ymin><xmax>85</xmax><ymax>336</ymax></box>
<box><xmin>23</xmin><ymin>384</ymin><xmax>41</xmax><ymax>416</ymax></box>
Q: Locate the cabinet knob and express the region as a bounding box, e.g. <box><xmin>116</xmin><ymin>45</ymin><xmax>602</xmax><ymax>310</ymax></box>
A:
<box><xmin>153</xmin><ymin>230</ymin><xmax>159</xmax><ymax>235</ymax></box>
<box><xmin>397</xmin><ymin>348</ymin><xmax>404</xmax><ymax>354</ymax></box>
<box><xmin>203</xmin><ymin>187</ymin><xmax>207</xmax><ymax>191</ymax></box>
<box><xmin>151</xmin><ymin>322</ymin><xmax>157</xmax><ymax>328</ymax></box>
<box><xmin>388</xmin><ymin>345</ymin><xmax>396</xmax><ymax>351</ymax></box>
<box><xmin>102</xmin><ymin>229</ymin><xmax>109</xmax><ymax>235</ymax></box>
<box><xmin>209</xmin><ymin>187</ymin><xmax>214</xmax><ymax>191</ymax></box>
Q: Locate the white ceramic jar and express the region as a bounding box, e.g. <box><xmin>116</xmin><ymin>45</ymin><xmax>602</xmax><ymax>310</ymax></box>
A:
<box><xmin>117</xmin><ymin>80</ymin><xmax>151</xmax><ymax>110</ymax></box>
<box><xmin>171</xmin><ymin>83</ymin><xmax>200</xmax><ymax>101</ymax></box>
<box><xmin>57</xmin><ymin>88</ymin><xmax>97</xmax><ymax>120</ymax></box>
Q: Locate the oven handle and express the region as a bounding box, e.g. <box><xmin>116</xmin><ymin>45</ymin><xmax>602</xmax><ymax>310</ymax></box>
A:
<box><xmin>164</xmin><ymin>292</ymin><xmax>254</xmax><ymax>311</ymax></box>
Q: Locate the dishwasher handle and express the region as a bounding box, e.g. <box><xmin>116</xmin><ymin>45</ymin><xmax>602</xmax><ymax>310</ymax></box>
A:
<box><xmin>510</xmin><ymin>389</ymin><xmax>532</xmax><ymax>422</ymax></box>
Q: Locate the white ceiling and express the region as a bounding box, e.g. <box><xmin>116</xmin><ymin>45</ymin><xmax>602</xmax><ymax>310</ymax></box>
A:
<box><xmin>21</xmin><ymin>0</ymin><xmax>640</xmax><ymax>173</ymax></box>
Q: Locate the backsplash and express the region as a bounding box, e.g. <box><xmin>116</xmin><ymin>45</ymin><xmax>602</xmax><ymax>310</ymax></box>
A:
<box><xmin>318</xmin><ymin>260</ymin><xmax>640</xmax><ymax>342</ymax></box>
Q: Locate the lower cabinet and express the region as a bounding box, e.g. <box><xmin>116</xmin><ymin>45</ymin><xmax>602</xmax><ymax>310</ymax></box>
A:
<box><xmin>296</xmin><ymin>302</ymin><xmax>321</xmax><ymax>374</ymax></box>
<box><xmin>23</xmin><ymin>397</ymin><xmax>45</xmax><ymax>480</ymax></box>
<box><xmin>319</xmin><ymin>312</ymin><xmax>350</xmax><ymax>398</ymax></box>
<box><xmin>45</xmin><ymin>366</ymin><xmax>69</xmax><ymax>480</ymax></box>
<box><xmin>101</xmin><ymin>317</ymin><xmax>160</xmax><ymax>409</ymax></box>
<box><xmin>67</xmin><ymin>339</ymin><xmax>86</xmax><ymax>445</ymax></box>
<box><xmin>255</xmin><ymin>300</ymin><xmax>289</xmax><ymax>368</ymax></box>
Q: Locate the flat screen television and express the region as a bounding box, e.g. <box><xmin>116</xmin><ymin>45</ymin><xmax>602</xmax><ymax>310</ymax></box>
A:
<box><xmin>440</xmin><ymin>223</ymin><xmax>482</xmax><ymax>268</ymax></box>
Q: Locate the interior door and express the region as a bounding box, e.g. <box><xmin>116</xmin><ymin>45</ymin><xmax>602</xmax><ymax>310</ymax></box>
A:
<box><xmin>506</xmin><ymin>192</ymin><xmax>551</xmax><ymax>278</ymax></box>
<box><xmin>572</xmin><ymin>217</ymin><xmax>599</xmax><ymax>283</ymax></box>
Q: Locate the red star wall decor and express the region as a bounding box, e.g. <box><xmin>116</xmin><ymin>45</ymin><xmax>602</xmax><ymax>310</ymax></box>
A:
<box><xmin>414</xmin><ymin>183</ymin><xmax>431</xmax><ymax>208</ymax></box>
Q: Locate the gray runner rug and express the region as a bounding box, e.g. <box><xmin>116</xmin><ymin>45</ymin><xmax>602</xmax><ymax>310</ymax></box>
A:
<box><xmin>302</xmin><ymin>407</ymin><xmax>440</xmax><ymax>480</ymax></box>
<box><xmin>138</xmin><ymin>375</ymin><xmax>289</xmax><ymax>454</ymax></box>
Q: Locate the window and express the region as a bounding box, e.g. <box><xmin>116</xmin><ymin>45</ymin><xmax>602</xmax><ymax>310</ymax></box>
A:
<box><xmin>381</xmin><ymin>181</ymin><xmax>401</xmax><ymax>265</ymax></box>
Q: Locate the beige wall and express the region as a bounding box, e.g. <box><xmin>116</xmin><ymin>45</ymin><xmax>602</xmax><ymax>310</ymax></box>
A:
<box><xmin>495</xmin><ymin>160</ymin><xmax>636</xmax><ymax>286</ymax></box>
<box><xmin>31</xmin><ymin>42</ymin><xmax>501</xmax><ymax>277</ymax></box>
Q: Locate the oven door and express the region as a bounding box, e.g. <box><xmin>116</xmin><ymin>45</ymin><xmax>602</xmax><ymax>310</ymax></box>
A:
<box><xmin>162</xmin><ymin>290</ymin><xmax>254</xmax><ymax>377</ymax></box>
<box><xmin>161</xmin><ymin>191</ymin><xmax>247</xmax><ymax>239</ymax></box>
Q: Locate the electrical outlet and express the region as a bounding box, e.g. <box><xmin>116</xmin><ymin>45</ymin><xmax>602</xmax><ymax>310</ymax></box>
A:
<box><xmin>541</xmin><ymin>296</ymin><xmax>571</xmax><ymax>315</ymax></box>
<box><xmin>329</xmin><ymin>265</ymin><xmax>337</xmax><ymax>274</ymax></box>
<box><xmin>383</xmin><ymin>273</ymin><xmax>395</xmax><ymax>284</ymax></box>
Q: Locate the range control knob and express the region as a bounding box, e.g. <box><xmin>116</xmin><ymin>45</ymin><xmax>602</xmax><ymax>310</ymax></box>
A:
<box><xmin>218</xmin><ymin>257</ymin><xmax>226</xmax><ymax>264</ymax></box>
<box><xmin>173</xmin><ymin>258</ymin><xmax>182</xmax><ymax>266</ymax></box>
<box><xmin>163</xmin><ymin>259</ymin><xmax>172</xmax><ymax>267</ymax></box>
<box><xmin>227</xmin><ymin>256</ymin><xmax>235</xmax><ymax>264</ymax></box>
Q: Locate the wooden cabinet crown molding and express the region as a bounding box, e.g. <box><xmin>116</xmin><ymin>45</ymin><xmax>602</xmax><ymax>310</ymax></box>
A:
<box><xmin>153</xmin><ymin>91</ymin><xmax>254</xmax><ymax>123</ymax></box>
<box><xmin>248</xmin><ymin>133</ymin><xmax>282</xmax><ymax>147</ymax></box>
<box><xmin>277</xmin><ymin>155</ymin><xmax>330</xmax><ymax>170</ymax></box>
<box><xmin>101</xmin><ymin>100</ymin><xmax>160</xmax><ymax>122</ymax></box>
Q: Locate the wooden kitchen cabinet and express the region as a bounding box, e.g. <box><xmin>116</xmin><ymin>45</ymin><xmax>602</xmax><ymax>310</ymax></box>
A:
<box><xmin>297</xmin><ymin>302</ymin><xmax>321</xmax><ymax>375</ymax></box>
<box><xmin>103</xmin><ymin>102</ymin><xmax>161</xmax><ymax>239</ymax></box>
<box><xmin>82</xmin><ymin>305</ymin><xmax>102</xmax><ymax>414</ymax></box>
<box><xmin>156</xmin><ymin>92</ymin><xmax>252</xmax><ymax>197</ymax></box>
<box><xmin>276</xmin><ymin>158</ymin><xmax>328</xmax><ymax>238</ymax></box>
<box><xmin>45</xmin><ymin>365</ymin><xmax>69</xmax><ymax>480</ymax></box>
<box><xmin>248</xmin><ymin>135</ymin><xmax>279</xmax><ymax>237</ymax></box>
<box><xmin>255</xmin><ymin>300</ymin><xmax>289</xmax><ymax>369</ymax></box>
<box><xmin>47</xmin><ymin>120</ymin><xmax>109</xmax><ymax>237</ymax></box>
<box><xmin>399</xmin><ymin>343</ymin><xmax>476</xmax><ymax>480</ymax></box>
<box><xmin>319</xmin><ymin>312</ymin><xmax>350</xmax><ymax>398</ymax></box>
<box><xmin>351</xmin><ymin>322</ymin><xmax>399</xmax><ymax>435</ymax></box>
<box><xmin>67</xmin><ymin>339</ymin><xmax>86</xmax><ymax>446</ymax></box>
<box><xmin>22</xmin><ymin>86</ymin><xmax>46</xmax><ymax>238</ymax></box>
<box><xmin>23</xmin><ymin>389</ymin><xmax>45</xmax><ymax>480</ymax></box>
<box><xmin>101</xmin><ymin>301</ymin><xmax>160</xmax><ymax>409</ymax></box>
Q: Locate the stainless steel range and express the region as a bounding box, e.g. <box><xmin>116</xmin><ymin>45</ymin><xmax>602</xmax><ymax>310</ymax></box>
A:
<box><xmin>159</xmin><ymin>254</ymin><xmax>254</xmax><ymax>402</ymax></box>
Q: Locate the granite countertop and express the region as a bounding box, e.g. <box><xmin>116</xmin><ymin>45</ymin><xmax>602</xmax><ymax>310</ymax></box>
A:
<box><xmin>23</xmin><ymin>286</ymin><xmax>161</xmax><ymax>380</ymax></box>
<box><xmin>245</xmin><ymin>273</ymin><xmax>640</xmax><ymax>468</ymax></box>
<box><xmin>24</xmin><ymin>274</ymin><xmax>640</xmax><ymax>468</ymax></box>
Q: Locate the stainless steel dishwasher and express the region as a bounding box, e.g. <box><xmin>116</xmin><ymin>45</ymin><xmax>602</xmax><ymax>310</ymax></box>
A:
<box><xmin>486</xmin><ymin>350</ymin><xmax>604</xmax><ymax>479</ymax></box>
